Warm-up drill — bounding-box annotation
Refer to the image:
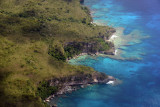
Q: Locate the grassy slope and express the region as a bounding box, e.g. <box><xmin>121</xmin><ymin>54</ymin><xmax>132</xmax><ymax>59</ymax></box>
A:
<box><xmin>0</xmin><ymin>0</ymin><xmax>113</xmax><ymax>106</ymax></box>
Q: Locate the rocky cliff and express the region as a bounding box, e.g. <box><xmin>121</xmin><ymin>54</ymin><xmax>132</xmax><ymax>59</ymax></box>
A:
<box><xmin>45</xmin><ymin>72</ymin><xmax>116</xmax><ymax>104</ymax></box>
<box><xmin>64</xmin><ymin>28</ymin><xmax>116</xmax><ymax>59</ymax></box>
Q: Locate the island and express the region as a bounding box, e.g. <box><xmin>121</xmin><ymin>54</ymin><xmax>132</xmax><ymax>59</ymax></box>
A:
<box><xmin>0</xmin><ymin>0</ymin><xmax>116</xmax><ymax>106</ymax></box>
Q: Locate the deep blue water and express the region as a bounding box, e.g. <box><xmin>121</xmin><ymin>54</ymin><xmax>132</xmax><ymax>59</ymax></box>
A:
<box><xmin>53</xmin><ymin>0</ymin><xmax>160</xmax><ymax>107</ymax></box>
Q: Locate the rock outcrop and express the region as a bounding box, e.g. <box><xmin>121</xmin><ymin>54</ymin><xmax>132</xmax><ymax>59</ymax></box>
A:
<box><xmin>64</xmin><ymin>28</ymin><xmax>116</xmax><ymax>58</ymax></box>
<box><xmin>45</xmin><ymin>72</ymin><xmax>116</xmax><ymax>103</ymax></box>
<box><xmin>64</xmin><ymin>40</ymin><xmax>115</xmax><ymax>59</ymax></box>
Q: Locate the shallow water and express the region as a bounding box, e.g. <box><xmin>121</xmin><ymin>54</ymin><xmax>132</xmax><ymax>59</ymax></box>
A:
<box><xmin>51</xmin><ymin>0</ymin><xmax>160</xmax><ymax>107</ymax></box>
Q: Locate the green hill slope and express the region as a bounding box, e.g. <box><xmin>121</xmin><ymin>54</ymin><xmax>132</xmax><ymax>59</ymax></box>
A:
<box><xmin>0</xmin><ymin>0</ymin><xmax>115</xmax><ymax>106</ymax></box>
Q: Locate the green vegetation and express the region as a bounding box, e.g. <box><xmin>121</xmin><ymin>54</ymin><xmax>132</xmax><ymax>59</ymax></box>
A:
<box><xmin>48</xmin><ymin>43</ymin><xmax>67</xmax><ymax>61</ymax></box>
<box><xmin>64</xmin><ymin>42</ymin><xmax>83</xmax><ymax>58</ymax></box>
<box><xmin>37</xmin><ymin>81</ymin><xmax>58</xmax><ymax>100</ymax></box>
<box><xmin>0</xmin><ymin>0</ymin><xmax>114</xmax><ymax>106</ymax></box>
<box><xmin>89</xmin><ymin>37</ymin><xmax>110</xmax><ymax>51</ymax></box>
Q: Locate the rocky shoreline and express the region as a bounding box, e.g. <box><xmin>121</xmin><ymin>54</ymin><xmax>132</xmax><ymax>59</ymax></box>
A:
<box><xmin>45</xmin><ymin>16</ymin><xmax>117</xmax><ymax>107</ymax></box>
<box><xmin>45</xmin><ymin>1</ymin><xmax>117</xmax><ymax>106</ymax></box>
<box><xmin>45</xmin><ymin>72</ymin><xmax>116</xmax><ymax>106</ymax></box>
<box><xmin>46</xmin><ymin>39</ymin><xmax>117</xmax><ymax>106</ymax></box>
<box><xmin>65</xmin><ymin>33</ymin><xmax>117</xmax><ymax>62</ymax></box>
<box><xmin>65</xmin><ymin>31</ymin><xmax>116</xmax><ymax>61</ymax></box>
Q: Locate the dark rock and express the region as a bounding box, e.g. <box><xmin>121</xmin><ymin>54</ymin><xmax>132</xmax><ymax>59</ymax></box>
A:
<box><xmin>46</xmin><ymin>70</ymin><xmax>116</xmax><ymax>107</ymax></box>
<box><xmin>47</xmin><ymin>72</ymin><xmax>115</xmax><ymax>101</ymax></box>
<box><xmin>64</xmin><ymin>40</ymin><xmax>115</xmax><ymax>57</ymax></box>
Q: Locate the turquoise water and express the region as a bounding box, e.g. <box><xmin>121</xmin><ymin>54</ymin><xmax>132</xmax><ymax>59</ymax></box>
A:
<box><xmin>52</xmin><ymin>0</ymin><xmax>160</xmax><ymax>106</ymax></box>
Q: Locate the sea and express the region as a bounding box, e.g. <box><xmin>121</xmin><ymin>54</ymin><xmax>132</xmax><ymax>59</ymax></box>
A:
<box><xmin>51</xmin><ymin>0</ymin><xmax>160</xmax><ymax>106</ymax></box>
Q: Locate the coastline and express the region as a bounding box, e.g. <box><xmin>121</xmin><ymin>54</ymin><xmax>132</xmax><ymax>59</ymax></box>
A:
<box><xmin>45</xmin><ymin>17</ymin><xmax>118</xmax><ymax>107</ymax></box>
<box><xmin>45</xmin><ymin>73</ymin><xmax>117</xmax><ymax>106</ymax></box>
<box><xmin>45</xmin><ymin>0</ymin><xmax>118</xmax><ymax>106</ymax></box>
<box><xmin>47</xmin><ymin>0</ymin><xmax>160</xmax><ymax>107</ymax></box>
<box><xmin>46</xmin><ymin>31</ymin><xmax>118</xmax><ymax>106</ymax></box>
<box><xmin>66</xmin><ymin>33</ymin><xmax>118</xmax><ymax>63</ymax></box>
<box><xmin>46</xmin><ymin>30</ymin><xmax>118</xmax><ymax>107</ymax></box>
<box><xmin>55</xmin><ymin>17</ymin><xmax>149</xmax><ymax>106</ymax></box>
<box><xmin>97</xmin><ymin>27</ymin><xmax>149</xmax><ymax>61</ymax></box>
<box><xmin>0</xmin><ymin>0</ymin><xmax>155</xmax><ymax>106</ymax></box>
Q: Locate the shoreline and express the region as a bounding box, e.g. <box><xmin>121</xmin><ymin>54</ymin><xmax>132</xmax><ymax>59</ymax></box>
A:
<box><xmin>66</xmin><ymin>33</ymin><xmax>119</xmax><ymax>62</ymax></box>
<box><xmin>47</xmin><ymin>33</ymin><xmax>119</xmax><ymax>106</ymax></box>
<box><xmin>46</xmin><ymin>33</ymin><xmax>118</xmax><ymax>106</ymax></box>
<box><xmin>46</xmin><ymin>1</ymin><xmax>118</xmax><ymax>106</ymax></box>
<box><xmin>45</xmin><ymin>73</ymin><xmax>117</xmax><ymax>106</ymax></box>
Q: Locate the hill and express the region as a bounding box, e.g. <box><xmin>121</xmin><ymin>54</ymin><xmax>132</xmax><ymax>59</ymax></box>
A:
<box><xmin>0</xmin><ymin>0</ymin><xmax>115</xmax><ymax>106</ymax></box>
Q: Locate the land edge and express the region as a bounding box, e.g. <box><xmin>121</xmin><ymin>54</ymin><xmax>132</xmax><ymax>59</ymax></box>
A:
<box><xmin>45</xmin><ymin>72</ymin><xmax>116</xmax><ymax>107</ymax></box>
<box><xmin>44</xmin><ymin>1</ymin><xmax>117</xmax><ymax>106</ymax></box>
<box><xmin>64</xmin><ymin>29</ymin><xmax>116</xmax><ymax>62</ymax></box>
<box><xmin>45</xmin><ymin>30</ymin><xmax>117</xmax><ymax>107</ymax></box>
<box><xmin>0</xmin><ymin>0</ymin><xmax>119</xmax><ymax>106</ymax></box>
<box><xmin>45</xmin><ymin>19</ymin><xmax>117</xmax><ymax>107</ymax></box>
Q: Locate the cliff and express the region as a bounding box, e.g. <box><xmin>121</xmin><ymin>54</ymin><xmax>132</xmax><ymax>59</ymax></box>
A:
<box><xmin>45</xmin><ymin>72</ymin><xmax>115</xmax><ymax>104</ymax></box>
<box><xmin>64</xmin><ymin>32</ymin><xmax>116</xmax><ymax>59</ymax></box>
